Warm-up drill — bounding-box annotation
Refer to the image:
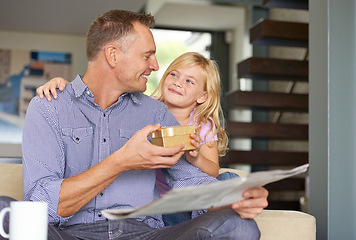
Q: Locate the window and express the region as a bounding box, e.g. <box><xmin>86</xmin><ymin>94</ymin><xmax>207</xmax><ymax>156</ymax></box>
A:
<box><xmin>0</xmin><ymin>50</ymin><xmax>72</xmax><ymax>159</ymax></box>
<box><xmin>146</xmin><ymin>28</ymin><xmax>212</xmax><ymax>95</ymax></box>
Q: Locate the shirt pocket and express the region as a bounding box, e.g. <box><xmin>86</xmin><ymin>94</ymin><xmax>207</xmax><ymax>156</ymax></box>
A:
<box><xmin>61</xmin><ymin>126</ymin><xmax>94</xmax><ymax>173</ymax></box>
<box><xmin>110</xmin><ymin>129</ymin><xmax>138</xmax><ymax>152</ymax></box>
<box><xmin>119</xmin><ymin>129</ymin><xmax>153</xmax><ymax>142</ymax></box>
<box><xmin>119</xmin><ymin>129</ymin><xmax>137</xmax><ymax>140</ymax></box>
<box><xmin>62</xmin><ymin>127</ymin><xmax>94</xmax><ymax>144</ymax></box>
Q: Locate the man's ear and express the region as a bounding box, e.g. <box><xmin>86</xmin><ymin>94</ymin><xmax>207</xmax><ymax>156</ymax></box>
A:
<box><xmin>104</xmin><ymin>44</ymin><xmax>118</xmax><ymax>68</ymax></box>
<box><xmin>197</xmin><ymin>92</ymin><xmax>208</xmax><ymax>104</ymax></box>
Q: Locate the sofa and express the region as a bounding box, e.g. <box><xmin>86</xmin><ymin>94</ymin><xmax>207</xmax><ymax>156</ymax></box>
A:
<box><xmin>0</xmin><ymin>163</ymin><xmax>316</xmax><ymax>239</ymax></box>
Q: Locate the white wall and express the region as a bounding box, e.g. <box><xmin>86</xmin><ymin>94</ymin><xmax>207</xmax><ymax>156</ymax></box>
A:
<box><xmin>227</xmin><ymin>5</ymin><xmax>253</xmax><ymax>156</ymax></box>
<box><xmin>0</xmin><ymin>30</ymin><xmax>87</xmax><ymax>158</ymax></box>
<box><xmin>0</xmin><ymin>30</ymin><xmax>87</xmax><ymax>78</ymax></box>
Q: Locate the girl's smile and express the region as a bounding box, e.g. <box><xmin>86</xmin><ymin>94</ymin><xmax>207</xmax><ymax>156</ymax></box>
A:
<box><xmin>168</xmin><ymin>86</ymin><xmax>183</xmax><ymax>96</ymax></box>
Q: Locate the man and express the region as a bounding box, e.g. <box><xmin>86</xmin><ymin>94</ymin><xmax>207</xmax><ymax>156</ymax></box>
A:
<box><xmin>1</xmin><ymin>9</ymin><xmax>268</xmax><ymax>239</ymax></box>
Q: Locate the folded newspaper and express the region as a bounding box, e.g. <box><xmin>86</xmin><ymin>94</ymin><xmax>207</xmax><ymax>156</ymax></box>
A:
<box><xmin>102</xmin><ymin>164</ymin><xmax>309</xmax><ymax>220</ymax></box>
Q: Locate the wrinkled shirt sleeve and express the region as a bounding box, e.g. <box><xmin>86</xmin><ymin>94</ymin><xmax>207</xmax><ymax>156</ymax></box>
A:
<box><xmin>22</xmin><ymin>97</ymin><xmax>70</xmax><ymax>226</ymax></box>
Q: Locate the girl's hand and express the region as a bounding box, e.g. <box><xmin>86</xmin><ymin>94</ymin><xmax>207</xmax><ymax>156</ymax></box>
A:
<box><xmin>185</xmin><ymin>133</ymin><xmax>201</xmax><ymax>163</ymax></box>
<box><xmin>36</xmin><ymin>77</ymin><xmax>69</xmax><ymax>101</ymax></box>
<box><xmin>185</xmin><ymin>129</ymin><xmax>219</xmax><ymax>178</ymax></box>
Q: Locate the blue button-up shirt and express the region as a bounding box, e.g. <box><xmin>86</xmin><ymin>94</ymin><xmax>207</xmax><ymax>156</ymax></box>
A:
<box><xmin>22</xmin><ymin>75</ymin><xmax>217</xmax><ymax>229</ymax></box>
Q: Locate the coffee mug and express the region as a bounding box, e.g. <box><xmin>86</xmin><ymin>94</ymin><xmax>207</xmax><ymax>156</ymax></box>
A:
<box><xmin>0</xmin><ymin>201</ymin><xmax>48</xmax><ymax>240</ymax></box>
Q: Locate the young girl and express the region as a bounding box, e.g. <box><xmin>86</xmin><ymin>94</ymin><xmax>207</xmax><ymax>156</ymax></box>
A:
<box><xmin>37</xmin><ymin>52</ymin><xmax>236</xmax><ymax>224</ymax></box>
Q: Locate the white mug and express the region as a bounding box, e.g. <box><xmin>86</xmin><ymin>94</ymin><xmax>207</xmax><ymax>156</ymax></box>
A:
<box><xmin>0</xmin><ymin>201</ymin><xmax>48</xmax><ymax>240</ymax></box>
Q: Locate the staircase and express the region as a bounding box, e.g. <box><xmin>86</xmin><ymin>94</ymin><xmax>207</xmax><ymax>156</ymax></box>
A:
<box><xmin>221</xmin><ymin>0</ymin><xmax>309</xmax><ymax>211</ymax></box>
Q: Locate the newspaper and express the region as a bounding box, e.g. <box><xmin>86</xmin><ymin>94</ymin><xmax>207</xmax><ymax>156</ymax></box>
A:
<box><xmin>101</xmin><ymin>164</ymin><xmax>309</xmax><ymax>220</ymax></box>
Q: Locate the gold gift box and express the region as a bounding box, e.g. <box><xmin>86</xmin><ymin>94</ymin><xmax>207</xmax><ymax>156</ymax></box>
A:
<box><xmin>150</xmin><ymin>125</ymin><xmax>196</xmax><ymax>151</ymax></box>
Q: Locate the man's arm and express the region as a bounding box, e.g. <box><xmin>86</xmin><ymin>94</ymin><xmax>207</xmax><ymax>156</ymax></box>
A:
<box><xmin>23</xmin><ymin>97</ymin><xmax>184</xmax><ymax>221</ymax></box>
<box><xmin>57</xmin><ymin>123</ymin><xmax>184</xmax><ymax>217</ymax></box>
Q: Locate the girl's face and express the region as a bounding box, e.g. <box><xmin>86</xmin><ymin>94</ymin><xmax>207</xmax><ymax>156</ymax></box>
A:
<box><xmin>162</xmin><ymin>65</ymin><xmax>207</xmax><ymax>109</ymax></box>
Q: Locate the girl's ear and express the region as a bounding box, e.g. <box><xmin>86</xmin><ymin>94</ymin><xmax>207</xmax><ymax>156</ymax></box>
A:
<box><xmin>104</xmin><ymin>44</ymin><xmax>118</xmax><ymax>68</ymax></box>
<box><xmin>197</xmin><ymin>92</ymin><xmax>208</xmax><ymax>104</ymax></box>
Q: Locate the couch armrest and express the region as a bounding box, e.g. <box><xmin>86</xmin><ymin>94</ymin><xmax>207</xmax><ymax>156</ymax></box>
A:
<box><xmin>0</xmin><ymin>163</ymin><xmax>23</xmax><ymax>200</ymax></box>
<box><xmin>255</xmin><ymin>210</ymin><xmax>316</xmax><ymax>240</ymax></box>
<box><xmin>218</xmin><ymin>168</ymin><xmax>316</xmax><ymax>239</ymax></box>
<box><xmin>219</xmin><ymin>167</ymin><xmax>248</xmax><ymax>177</ymax></box>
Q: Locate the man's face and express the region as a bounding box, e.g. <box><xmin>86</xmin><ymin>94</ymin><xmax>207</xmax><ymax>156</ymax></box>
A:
<box><xmin>116</xmin><ymin>22</ymin><xmax>159</xmax><ymax>93</ymax></box>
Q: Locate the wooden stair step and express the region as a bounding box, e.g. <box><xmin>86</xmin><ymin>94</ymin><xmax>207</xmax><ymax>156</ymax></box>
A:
<box><xmin>226</xmin><ymin>121</ymin><xmax>308</xmax><ymax>140</ymax></box>
<box><xmin>237</xmin><ymin>57</ymin><xmax>308</xmax><ymax>81</ymax></box>
<box><xmin>265</xmin><ymin>178</ymin><xmax>305</xmax><ymax>191</ymax></box>
<box><xmin>250</xmin><ymin>19</ymin><xmax>308</xmax><ymax>47</ymax></box>
<box><xmin>266</xmin><ymin>200</ymin><xmax>301</xmax><ymax>211</ymax></box>
<box><xmin>266</xmin><ymin>178</ymin><xmax>306</xmax><ymax>211</ymax></box>
<box><xmin>263</xmin><ymin>0</ymin><xmax>308</xmax><ymax>10</ymax></box>
<box><xmin>266</xmin><ymin>179</ymin><xmax>306</xmax><ymax>211</ymax></box>
<box><xmin>225</xmin><ymin>90</ymin><xmax>308</xmax><ymax>112</ymax></box>
<box><xmin>221</xmin><ymin>150</ymin><xmax>308</xmax><ymax>166</ymax></box>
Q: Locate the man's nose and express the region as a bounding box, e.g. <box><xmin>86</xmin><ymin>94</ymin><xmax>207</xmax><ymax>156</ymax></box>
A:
<box><xmin>150</xmin><ymin>57</ymin><xmax>159</xmax><ymax>71</ymax></box>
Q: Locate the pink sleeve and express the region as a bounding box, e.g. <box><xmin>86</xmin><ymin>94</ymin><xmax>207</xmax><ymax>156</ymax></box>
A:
<box><xmin>199</xmin><ymin>118</ymin><xmax>218</xmax><ymax>145</ymax></box>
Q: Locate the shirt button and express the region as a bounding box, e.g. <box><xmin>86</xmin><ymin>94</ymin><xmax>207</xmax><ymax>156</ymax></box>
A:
<box><xmin>103</xmin><ymin>138</ymin><xmax>106</xmax><ymax>143</ymax></box>
<box><xmin>98</xmin><ymin>213</ymin><xmax>102</xmax><ymax>217</ymax></box>
<box><xmin>103</xmin><ymin>113</ymin><xmax>106</xmax><ymax>117</ymax></box>
<box><xmin>86</xmin><ymin>90</ymin><xmax>90</xmax><ymax>95</ymax></box>
<box><xmin>100</xmin><ymin>192</ymin><xmax>103</xmax><ymax>196</ymax></box>
<box><xmin>75</xmin><ymin>137</ymin><xmax>80</xmax><ymax>141</ymax></box>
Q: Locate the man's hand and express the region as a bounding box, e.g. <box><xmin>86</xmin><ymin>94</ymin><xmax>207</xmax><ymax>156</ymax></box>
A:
<box><xmin>117</xmin><ymin>123</ymin><xmax>185</xmax><ymax>171</ymax></box>
<box><xmin>231</xmin><ymin>187</ymin><xmax>269</xmax><ymax>219</ymax></box>
<box><xmin>210</xmin><ymin>187</ymin><xmax>269</xmax><ymax>219</ymax></box>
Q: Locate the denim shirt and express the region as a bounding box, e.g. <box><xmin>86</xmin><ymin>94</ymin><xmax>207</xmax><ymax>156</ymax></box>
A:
<box><xmin>22</xmin><ymin>75</ymin><xmax>216</xmax><ymax>229</ymax></box>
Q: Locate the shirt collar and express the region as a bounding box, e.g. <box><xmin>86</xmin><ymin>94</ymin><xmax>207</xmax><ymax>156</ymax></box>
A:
<box><xmin>127</xmin><ymin>92</ymin><xmax>141</xmax><ymax>104</ymax></box>
<box><xmin>72</xmin><ymin>75</ymin><xmax>89</xmax><ymax>98</ymax></box>
<box><xmin>71</xmin><ymin>74</ymin><xmax>141</xmax><ymax>104</ymax></box>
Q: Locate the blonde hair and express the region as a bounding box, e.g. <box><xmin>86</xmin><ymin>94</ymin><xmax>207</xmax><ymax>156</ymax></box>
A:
<box><xmin>151</xmin><ymin>52</ymin><xmax>228</xmax><ymax>156</ymax></box>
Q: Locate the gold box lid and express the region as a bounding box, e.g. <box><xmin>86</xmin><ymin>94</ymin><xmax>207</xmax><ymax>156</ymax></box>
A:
<box><xmin>151</xmin><ymin>125</ymin><xmax>195</xmax><ymax>138</ymax></box>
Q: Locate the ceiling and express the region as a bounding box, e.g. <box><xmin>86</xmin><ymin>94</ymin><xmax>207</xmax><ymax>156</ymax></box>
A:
<box><xmin>0</xmin><ymin>0</ymin><xmax>148</xmax><ymax>35</ymax></box>
<box><xmin>0</xmin><ymin>0</ymin><xmax>245</xmax><ymax>35</ymax></box>
<box><xmin>153</xmin><ymin>1</ymin><xmax>245</xmax><ymax>31</ymax></box>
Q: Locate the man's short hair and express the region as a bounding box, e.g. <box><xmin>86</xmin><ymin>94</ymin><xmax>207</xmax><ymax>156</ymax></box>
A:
<box><xmin>86</xmin><ymin>9</ymin><xmax>155</xmax><ymax>61</ymax></box>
